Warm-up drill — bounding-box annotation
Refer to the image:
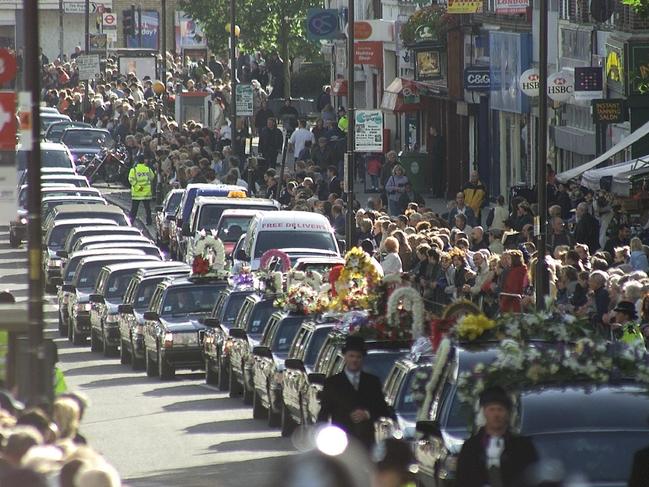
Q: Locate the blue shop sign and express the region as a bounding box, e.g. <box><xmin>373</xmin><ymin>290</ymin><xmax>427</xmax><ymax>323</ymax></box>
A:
<box><xmin>489</xmin><ymin>31</ymin><xmax>532</xmax><ymax>113</ymax></box>
<box><xmin>306</xmin><ymin>9</ymin><xmax>341</xmax><ymax>41</ymax></box>
<box><xmin>464</xmin><ymin>66</ymin><xmax>491</xmax><ymax>91</ymax></box>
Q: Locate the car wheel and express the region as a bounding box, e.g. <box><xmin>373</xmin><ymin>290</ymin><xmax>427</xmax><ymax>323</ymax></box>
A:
<box><xmin>119</xmin><ymin>339</ymin><xmax>130</xmax><ymax>365</ymax></box>
<box><xmin>158</xmin><ymin>349</ymin><xmax>175</xmax><ymax>380</ymax></box>
<box><xmin>228</xmin><ymin>363</ymin><xmax>241</xmax><ymax>397</ymax></box>
<box><xmin>267</xmin><ymin>388</ymin><xmax>281</xmax><ymax>428</ymax></box>
<box><xmin>90</xmin><ymin>329</ymin><xmax>101</xmax><ymax>352</ymax></box>
<box><xmin>205</xmin><ymin>358</ymin><xmax>218</xmax><ymax>385</ymax></box>
<box><xmin>72</xmin><ymin>323</ymin><xmax>85</xmax><ymax>345</ymax></box>
<box><xmin>218</xmin><ymin>358</ymin><xmax>229</xmax><ymax>391</ymax></box>
<box><xmin>8</xmin><ymin>231</ymin><xmax>20</xmax><ymax>248</ymax></box>
<box><xmin>252</xmin><ymin>388</ymin><xmax>266</xmax><ymax>420</ymax></box>
<box><xmin>145</xmin><ymin>349</ymin><xmax>158</xmax><ymax>377</ymax></box>
<box><xmin>281</xmin><ymin>404</ymin><xmax>296</xmax><ymax>437</ymax></box>
<box><xmin>131</xmin><ymin>340</ymin><xmax>144</xmax><ymax>371</ymax></box>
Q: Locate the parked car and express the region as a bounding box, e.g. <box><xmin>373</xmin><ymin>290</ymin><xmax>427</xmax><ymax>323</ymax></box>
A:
<box><xmin>214</xmin><ymin>209</ymin><xmax>264</xmax><ymax>257</ymax></box>
<box><xmin>117</xmin><ymin>264</ymin><xmax>191</xmax><ymax>369</ymax></box>
<box><xmin>154</xmin><ymin>189</ymin><xmax>184</xmax><ymax>246</ymax></box>
<box><xmin>182</xmin><ymin>196</ymin><xmax>279</xmax><ymax>263</ymax></box>
<box><xmin>374</xmin><ymin>356</ymin><xmax>433</xmax><ymax>445</ymax></box>
<box><xmin>70</xmin><ymin>234</ymin><xmax>152</xmax><ymax>254</ymax></box>
<box><xmin>415</xmin><ymin>344</ymin><xmax>499</xmax><ymax>487</ymax></box>
<box><xmin>303</xmin><ymin>330</ymin><xmax>410</xmax><ymax>425</ymax></box>
<box><xmin>55</xmin><ymin>249</ymin><xmax>148</xmax><ymax>336</ymax></box>
<box><xmin>43</xmin><ymin>205</ymin><xmax>130</xmax><ymax>238</ymax></box>
<box><xmin>40</xmin><ymin>110</ymin><xmax>71</xmax><ymax>135</ymax></box>
<box><xmin>41</xmin><ymin>195</ymin><xmax>107</xmax><ymax>222</ymax></box>
<box><xmin>59</xmin><ymin>225</ymin><xmax>142</xmax><ymax>260</ymax></box>
<box><xmin>83</xmin><ymin>242</ymin><xmax>164</xmax><ymax>260</ymax></box>
<box><xmin>43</xmin><ymin>220</ymin><xmax>119</xmax><ymax>291</ymax></box>
<box><xmin>89</xmin><ymin>261</ymin><xmax>179</xmax><ymax>356</ymax></box>
<box><xmin>251</xmin><ymin>312</ymin><xmax>311</xmax><ymax>426</ymax></box>
<box><xmin>142</xmin><ymin>277</ymin><xmax>226</xmax><ymax>379</ymax></box>
<box><xmin>61</xmin><ymin>127</ymin><xmax>114</xmax><ymax>163</ymax></box>
<box><xmin>17</xmin><ymin>142</ymin><xmax>76</xmax><ymax>183</ymax></box>
<box><xmin>203</xmin><ymin>287</ymin><xmax>258</xmax><ymax>390</ymax></box>
<box><xmin>44</xmin><ymin>120</ymin><xmax>91</xmax><ymax>143</ymax></box>
<box><xmin>64</xmin><ymin>254</ymin><xmax>160</xmax><ymax>345</ymax></box>
<box><xmin>281</xmin><ymin>316</ymin><xmax>339</xmax><ymax>436</ymax></box>
<box><xmin>226</xmin><ymin>294</ymin><xmax>280</xmax><ymax>401</ymax></box>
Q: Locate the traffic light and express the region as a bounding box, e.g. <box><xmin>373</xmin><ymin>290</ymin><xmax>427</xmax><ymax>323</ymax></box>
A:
<box><xmin>123</xmin><ymin>5</ymin><xmax>135</xmax><ymax>37</ymax></box>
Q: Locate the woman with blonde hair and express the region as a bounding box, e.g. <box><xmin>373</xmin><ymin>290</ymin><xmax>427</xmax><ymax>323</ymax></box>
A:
<box><xmin>630</xmin><ymin>237</ymin><xmax>649</xmax><ymax>272</ymax></box>
<box><xmin>381</xmin><ymin>236</ymin><xmax>402</xmax><ymax>275</ymax></box>
<box><xmin>385</xmin><ymin>164</ymin><xmax>409</xmax><ymax>216</ymax></box>
<box><xmin>52</xmin><ymin>397</ymin><xmax>80</xmax><ymax>441</ymax></box>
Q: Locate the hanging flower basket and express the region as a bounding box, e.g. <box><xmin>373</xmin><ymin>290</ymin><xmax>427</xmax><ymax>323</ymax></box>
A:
<box><xmin>400</xmin><ymin>5</ymin><xmax>458</xmax><ymax>46</ymax></box>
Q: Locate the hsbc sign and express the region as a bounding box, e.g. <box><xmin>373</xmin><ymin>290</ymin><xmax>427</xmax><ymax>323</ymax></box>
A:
<box><xmin>519</xmin><ymin>68</ymin><xmax>540</xmax><ymax>97</ymax></box>
<box><xmin>547</xmin><ymin>71</ymin><xmax>574</xmax><ymax>102</ymax></box>
<box><xmin>464</xmin><ymin>66</ymin><xmax>491</xmax><ymax>91</ymax></box>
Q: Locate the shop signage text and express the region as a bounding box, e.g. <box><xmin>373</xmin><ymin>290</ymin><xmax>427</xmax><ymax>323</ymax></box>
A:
<box><xmin>354</xmin><ymin>42</ymin><xmax>383</xmax><ymax>67</ymax></box>
<box><xmin>447</xmin><ymin>0</ymin><xmax>483</xmax><ymax>14</ymax></box>
<box><xmin>592</xmin><ymin>99</ymin><xmax>627</xmax><ymax>124</ymax></box>
<box><xmin>496</xmin><ymin>0</ymin><xmax>529</xmax><ymax>14</ymax></box>
<box><xmin>519</xmin><ymin>68</ymin><xmax>539</xmax><ymax>97</ymax></box>
<box><xmin>464</xmin><ymin>66</ymin><xmax>491</xmax><ymax>91</ymax></box>
<box><xmin>547</xmin><ymin>71</ymin><xmax>574</xmax><ymax>102</ymax></box>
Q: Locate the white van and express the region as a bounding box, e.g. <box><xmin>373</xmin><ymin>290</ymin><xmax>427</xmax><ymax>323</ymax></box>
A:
<box><xmin>236</xmin><ymin>211</ymin><xmax>342</xmax><ymax>270</ymax></box>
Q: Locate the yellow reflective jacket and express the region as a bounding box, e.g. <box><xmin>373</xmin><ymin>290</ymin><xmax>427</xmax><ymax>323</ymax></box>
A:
<box><xmin>463</xmin><ymin>181</ymin><xmax>487</xmax><ymax>216</ymax></box>
<box><xmin>129</xmin><ymin>163</ymin><xmax>155</xmax><ymax>200</ymax></box>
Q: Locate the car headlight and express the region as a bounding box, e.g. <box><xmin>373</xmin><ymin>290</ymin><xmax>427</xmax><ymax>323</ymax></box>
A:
<box><xmin>164</xmin><ymin>332</ymin><xmax>197</xmax><ymax>348</ymax></box>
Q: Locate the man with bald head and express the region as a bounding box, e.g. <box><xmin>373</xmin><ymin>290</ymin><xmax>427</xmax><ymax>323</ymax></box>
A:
<box><xmin>574</xmin><ymin>201</ymin><xmax>599</xmax><ymax>252</ymax></box>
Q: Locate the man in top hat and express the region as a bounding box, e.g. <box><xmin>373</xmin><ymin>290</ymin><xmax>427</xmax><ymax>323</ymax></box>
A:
<box><xmin>318</xmin><ymin>335</ymin><xmax>394</xmax><ymax>449</ymax></box>
<box><xmin>456</xmin><ymin>386</ymin><xmax>538</xmax><ymax>487</ymax></box>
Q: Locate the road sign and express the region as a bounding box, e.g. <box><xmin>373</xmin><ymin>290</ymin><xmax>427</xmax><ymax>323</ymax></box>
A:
<box><xmin>0</xmin><ymin>49</ymin><xmax>16</xmax><ymax>85</ymax></box>
<box><xmin>236</xmin><ymin>84</ymin><xmax>254</xmax><ymax>116</ymax></box>
<box><xmin>103</xmin><ymin>13</ymin><xmax>117</xmax><ymax>29</ymax></box>
<box><xmin>77</xmin><ymin>54</ymin><xmax>100</xmax><ymax>81</ymax></box>
<box><xmin>0</xmin><ymin>92</ymin><xmax>15</xmax><ymax>151</ymax></box>
<box><xmin>306</xmin><ymin>9</ymin><xmax>340</xmax><ymax>42</ymax></box>
<box><xmin>63</xmin><ymin>1</ymin><xmax>111</xmax><ymax>14</ymax></box>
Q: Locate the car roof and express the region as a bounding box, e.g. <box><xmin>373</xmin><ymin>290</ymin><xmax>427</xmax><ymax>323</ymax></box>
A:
<box><xmin>220</xmin><ymin>209</ymin><xmax>265</xmax><ymax>217</ymax></box>
<box><xmin>68</xmin><ymin>249</ymin><xmax>147</xmax><ymax>260</ymax></box>
<box><xmin>52</xmin><ymin>204</ymin><xmax>124</xmax><ymax>215</ymax></box>
<box><xmin>18</xmin><ymin>141</ymin><xmax>70</xmax><ymax>151</ymax></box>
<box><xmin>295</xmin><ymin>256</ymin><xmax>346</xmax><ymax>265</ymax></box>
<box><xmin>42</xmin><ymin>195</ymin><xmax>105</xmax><ymax>203</ymax></box>
<box><xmin>77</xmin><ymin>234</ymin><xmax>150</xmax><ymax>244</ymax></box>
<box><xmin>101</xmin><ymin>261</ymin><xmax>175</xmax><ymax>274</ymax></box>
<box><xmin>69</xmin><ymin>225</ymin><xmax>138</xmax><ymax>234</ymax></box>
<box><xmin>160</xmin><ymin>276</ymin><xmax>228</xmax><ymax>289</ymax></box>
<box><xmin>135</xmin><ymin>264</ymin><xmax>191</xmax><ymax>279</ymax></box>
<box><xmin>194</xmin><ymin>196</ymin><xmax>276</xmax><ymax>207</ymax></box>
<box><xmin>84</xmin><ymin>243</ymin><xmax>158</xmax><ymax>252</ymax></box>
<box><xmin>78</xmin><ymin>254</ymin><xmax>158</xmax><ymax>266</ymax></box>
<box><xmin>41</xmin><ymin>174</ymin><xmax>85</xmax><ymax>180</ymax></box>
<box><xmin>520</xmin><ymin>384</ymin><xmax>649</xmax><ymax>434</ymax></box>
<box><xmin>61</xmin><ymin>127</ymin><xmax>110</xmax><ymax>134</ymax></box>
<box><xmin>51</xmin><ymin>219</ymin><xmax>118</xmax><ymax>229</ymax></box>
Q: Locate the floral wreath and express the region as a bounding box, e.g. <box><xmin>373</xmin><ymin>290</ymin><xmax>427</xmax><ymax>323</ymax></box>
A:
<box><xmin>274</xmin><ymin>284</ymin><xmax>317</xmax><ymax>315</ymax></box>
<box><xmin>191</xmin><ymin>230</ymin><xmax>228</xmax><ymax>279</ymax></box>
<box><xmin>230</xmin><ymin>268</ymin><xmax>256</xmax><ymax>288</ymax></box>
<box><xmin>329</xmin><ymin>248</ymin><xmax>380</xmax><ymax>311</ymax></box>
<box><xmin>287</xmin><ymin>269</ymin><xmax>323</xmax><ymax>291</ymax></box>
<box><xmin>259</xmin><ymin>270</ymin><xmax>283</xmax><ymax>295</ymax></box>
<box><xmin>260</xmin><ymin>249</ymin><xmax>291</xmax><ymax>272</ymax></box>
<box><xmin>387</xmin><ymin>286</ymin><xmax>424</xmax><ymax>337</ymax></box>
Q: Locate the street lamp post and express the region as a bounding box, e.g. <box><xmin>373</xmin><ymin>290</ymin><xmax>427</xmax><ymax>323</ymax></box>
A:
<box><xmin>344</xmin><ymin>0</ymin><xmax>355</xmax><ymax>248</ymax></box>
<box><xmin>535</xmin><ymin>0</ymin><xmax>549</xmax><ymax>308</ymax></box>
<box><xmin>229</xmin><ymin>0</ymin><xmax>238</xmax><ymax>157</ymax></box>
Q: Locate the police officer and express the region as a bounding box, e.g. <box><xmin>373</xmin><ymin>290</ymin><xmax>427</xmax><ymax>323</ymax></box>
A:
<box><xmin>318</xmin><ymin>335</ymin><xmax>394</xmax><ymax>450</ymax></box>
<box><xmin>455</xmin><ymin>386</ymin><xmax>538</xmax><ymax>487</ymax></box>
<box><xmin>128</xmin><ymin>155</ymin><xmax>155</xmax><ymax>225</ymax></box>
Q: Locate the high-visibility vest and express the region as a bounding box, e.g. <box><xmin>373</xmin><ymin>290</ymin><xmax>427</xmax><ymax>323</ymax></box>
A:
<box><xmin>129</xmin><ymin>163</ymin><xmax>154</xmax><ymax>200</ymax></box>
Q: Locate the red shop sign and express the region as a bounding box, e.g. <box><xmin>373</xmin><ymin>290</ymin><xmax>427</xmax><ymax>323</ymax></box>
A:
<box><xmin>354</xmin><ymin>41</ymin><xmax>383</xmax><ymax>68</ymax></box>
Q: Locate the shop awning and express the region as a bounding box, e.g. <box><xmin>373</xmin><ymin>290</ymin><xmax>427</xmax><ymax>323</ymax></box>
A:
<box><xmin>581</xmin><ymin>156</ymin><xmax>649</xmax><ymax>196</ymax></box>
<box><xmin>556</xmin><ymin>120</ymin><xmax>649</xmax><ymax>183</ymax></box>
<box><xmin>380</xmin><ymin>77</ymin><xmax>422</xmax><ymax>113</ymax></box>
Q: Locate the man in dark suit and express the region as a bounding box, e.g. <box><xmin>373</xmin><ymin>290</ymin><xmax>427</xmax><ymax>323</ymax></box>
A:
<box><xmin>259</xmin><ymin>117</ymin><xmax>284</xmax><ymax>169</ymax></box>
<box><xmin>573</xmin><ymin>202</ymin><xmax>600</xmax><ymax>253</ymax></box>
<box><xmin>456</xmin><ymin>386</ymin><xmax>538</xmax><ymax>487</ymax></box>
<box><xmin>317</xmin><ymin>336</ymin><xmax>394</xmax><ymax>450</ymax></box>
<box><xmin>628</xmin><ymin>445</ymin><xmax>649</xmax><ymax>487</ymax></box>
<box><xmin>327</xmin><ymin>165</ymin><xmax>342</xmax><ymax>196</ymax></box>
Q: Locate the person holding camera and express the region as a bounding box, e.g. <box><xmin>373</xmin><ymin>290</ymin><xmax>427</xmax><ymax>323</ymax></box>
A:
<box><xmin>385</xmin><ymin>164</ymin><xmax>409</xmax><ymax>216</ymax></box>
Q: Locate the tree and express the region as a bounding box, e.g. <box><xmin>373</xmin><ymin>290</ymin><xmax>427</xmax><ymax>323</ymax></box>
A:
<box><xmin>623</xmin><ymin>0</ymin><xmax>649</xmax><ymax>19</ymax></box>
<box><xmin>179</xmin><ymin>0</ymin><xmax>322</xmax><ymax>60</ymax></box>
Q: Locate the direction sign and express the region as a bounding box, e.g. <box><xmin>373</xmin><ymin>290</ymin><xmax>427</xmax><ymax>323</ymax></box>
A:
<box><xmin>0</xmin><ymin>49</ymin><xmax>16</xmax><ymax>85</ymax></box>
<box><xmin>63</xmin><ymin>1</ymin><xmax>112</xmax><ymax>14</ymax></box>
<box><xmin>76</xmin><ymin>54</ymin><xmax>100</xmax><ymax>81</ymax></box>
<box><xmin>0</xmin><ymin>93</ymin><xmax>15</xmax><ymax>151</ymax></box>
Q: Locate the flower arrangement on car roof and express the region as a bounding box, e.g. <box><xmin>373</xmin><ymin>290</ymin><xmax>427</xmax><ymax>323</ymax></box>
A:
<box><xmin>273</xmin><ymin>284</ymin><xmax>318</xmax><ymax>315</ymax></box>
<box><xmin>191</xmin><ymin>230</ymin><xmax>228</xmax><ymax>279</ymax></box>
<box><xmin>329</xmin><ymin>247</ymin><xmax>381</xmax><ymax>312</ymax></box>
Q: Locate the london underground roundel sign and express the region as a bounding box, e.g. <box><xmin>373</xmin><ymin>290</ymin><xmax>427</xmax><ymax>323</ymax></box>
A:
<box><xmin>547</xmin><ymin>71</ymin><xmax>574</xmax><ymax>102</ymax></box>
<box><xmin>519</xmin><ymin>68</ymin><xmax>540</xmax><ymax>97</ymax></box>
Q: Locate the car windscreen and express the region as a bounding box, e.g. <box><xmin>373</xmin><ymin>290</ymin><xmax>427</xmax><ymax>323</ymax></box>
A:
<box><xmin>64</xmin><ymin>258</ymin><xmax>82</xmax><ymax>282</ymax></box>
<box><xmin>105</xmin><ymin>271</ymin><xmax>138</xmax><ymax>299</ymax></box>
<box><xmin>47</xmin><ymin>225</ymin><xmax>74</xmax><ymax>249</ymax></box>
<box><xmin>166</xmin><ymin>192</ymin><xmax>183</xmax><ymax>213</ymax></box>
<box><xmin>531</xmin><ymin>431</ymin><xmax>649</xmax><ymax>483</ymax></box>
<box><xmin>222</xmin><ymin>293</ymin><xmax>250</xmax><ymax>325</ymax></box>
<box><xmin>364</xmin><ymin>351</ymin><xmax>405</xmax><ymax>384</ymax></box>
<box><xmin>17</xmin><ymin>150</ymin><xmax>73</xmax><ymax>171</ymax></box>
<box><xmin>398</xmin><ymin>367</ymin><xmax>431</xmax><ymax>414</ymax></box>
<box><xmin>132</xmin><ymin>279</ymin><xmax>164</xmax><ymax>310</ymax></box>
<box><xmin>247</xmin><ymin>301</ymin><xmax>276</xmax><ymax>334</ymax></box>
<box><xmin>161</xmin><ymin>285</ymin><xmax>221</xmax><ymax>316</ymax></box>
<box><xmin>304</xmin><ymin>327</ymin><xmax>332</xmax><ymax>367</ymax></box>
<box><xmin>75</xmin><ymin>262</ymin><xmax>104</xmax><ymax>291</ymax></box>
<box><xmin>217</xmin><ymin>216</ymin><xmax>254</xmax><ymax>243</ymax></box>
<box><xmin>272</xmin><ymin>317</ymin><xmax>303</xmax><ymax>353</ymax></box>
<box><xmin>63</xmin><ymin>131</ymin><xmax>113</xmax><ymax>148</ymax></box>
<box><xmin>18</xmin><ymin>187</ymin><xmax>27</xmax><ymax>207</ymax></box>
<box><xmin>254</xmin><ymin>231</ymin><xmax>336</xmax><ymax>258</ymax></box>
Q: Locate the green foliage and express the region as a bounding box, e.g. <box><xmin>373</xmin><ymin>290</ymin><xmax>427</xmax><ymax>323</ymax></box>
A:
<box><xmin>623</xmin><ymin>0</ymin><xmax>649</xmax><ymax>18</ymax></box>
<box><xmin>290</xmin><ymin>63</ymin><xmax>329</xmax><ymax>98</ymax></box>
<box><xmin>399</xmin><ymin>5</ymin><xmax>457</xmax><ymax>46</ymax></box>
<box><xmin>179</xmin><ymin>0</ymin><xmax>322</xmax><ymax>60</ymax></box>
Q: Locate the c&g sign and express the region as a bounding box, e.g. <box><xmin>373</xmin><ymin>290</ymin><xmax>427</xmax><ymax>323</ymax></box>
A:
<box><xmin>464</xmin><ymin>66</ymin><xmax>491</xmax><ymax>91</ymax></box>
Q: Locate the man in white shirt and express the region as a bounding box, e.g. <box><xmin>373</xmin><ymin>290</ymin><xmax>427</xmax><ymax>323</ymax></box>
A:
<box><xmin>288</xmin><ymin>119</ymin><xmax>315</xmax><ymax>159</ymax></box>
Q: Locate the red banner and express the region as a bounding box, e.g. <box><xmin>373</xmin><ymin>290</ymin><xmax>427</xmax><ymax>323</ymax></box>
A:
<box><xmin>354</xmin><ymin>41</ymin><xmax>383</xmax><ymax>67</ymax></box>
